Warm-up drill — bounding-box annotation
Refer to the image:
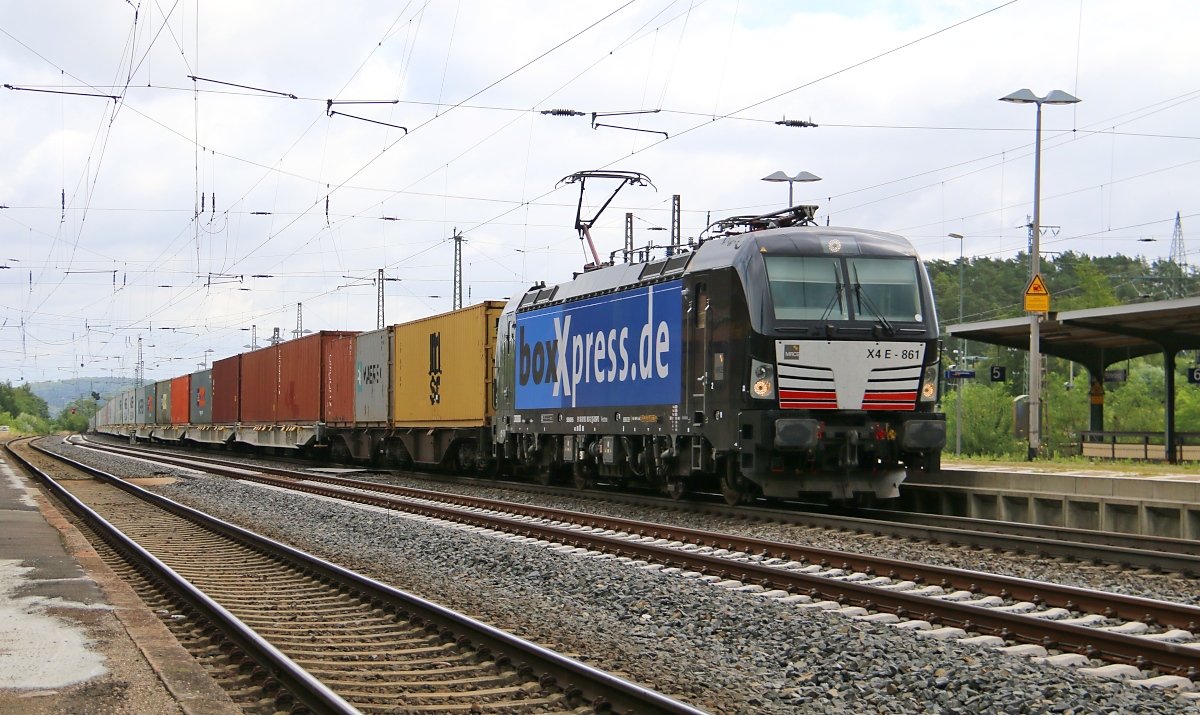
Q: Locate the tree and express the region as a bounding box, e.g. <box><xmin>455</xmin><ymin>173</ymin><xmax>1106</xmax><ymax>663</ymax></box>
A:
<box><xmin>55</xmin><ymin>396</ymin><xmax>99</xmax><ymax>433</ymax></box>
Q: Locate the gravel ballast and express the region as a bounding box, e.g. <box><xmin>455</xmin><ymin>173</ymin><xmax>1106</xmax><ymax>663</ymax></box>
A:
<box><xmin>45</xmin><ymin>437</ymin><xmax>1200</xmax><ymax>714</ymax></box>
<box><xmin>81</xmin><ymin>435</ymin><xmax>1200</xmax><ymax>607</ymax></box>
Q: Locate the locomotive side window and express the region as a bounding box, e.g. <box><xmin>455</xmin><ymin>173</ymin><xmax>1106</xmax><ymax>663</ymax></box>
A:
<box><xmin>846</xmin><ymin>257</ymin><xmax>922</xmax><ymax>322</ymax></box>
<box><xmin>696</xmin><ymin>284</ymin><xmax>708</xmax><ymax>328</ymax></box>
<box><xmin>763</xmin><ymin>256</ymin><xmax>846</xmax><ymax>320</ymax></box>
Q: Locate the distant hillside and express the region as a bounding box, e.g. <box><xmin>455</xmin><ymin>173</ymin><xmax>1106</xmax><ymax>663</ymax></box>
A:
<box><xmin>28</xmin><ymin>377</ymin><xmax>138</xmax><ymax>417</ymax></box>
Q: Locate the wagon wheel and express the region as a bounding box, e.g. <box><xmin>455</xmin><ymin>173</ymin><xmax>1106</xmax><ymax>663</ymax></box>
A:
<box><xmin>665</xmin><ymin>477</ymin><xmax>688</xmax><ymax>501</ymax></box>
<box><xmin>572</xmin><ymin>461</ymin><xmax>595</xmax><ymax>490</ymax></box>
<box><xmin>535</xmin><ymin>464</ymin><xmax>555</xmax><ymax>486</ymax></box>
<box><xmin>720</xmin><ymin>483</ymin><xmax>749</xmax><ymax>506</ymax></box>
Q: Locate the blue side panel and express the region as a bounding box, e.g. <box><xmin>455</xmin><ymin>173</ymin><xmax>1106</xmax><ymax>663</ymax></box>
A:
<box><xmin>515</xmin><ymin>281</ymin><xmax>682</xmax><ymax>409</ymax></box>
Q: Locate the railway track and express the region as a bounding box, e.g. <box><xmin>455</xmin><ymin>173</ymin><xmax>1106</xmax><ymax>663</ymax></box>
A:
<box><xmin>69</xmin><ymin>435</ymin><xmax>1200</xmax><ymax>695</ymax></box>
<box><xmin>8</xmin><ymin>437</ymin><xmax>707</xmax><ymax>715</ymax></box>
<box><xmin>82</xmin><ymin>434</ymin><xmax>1200</xmax><ymax>574</ymax></box>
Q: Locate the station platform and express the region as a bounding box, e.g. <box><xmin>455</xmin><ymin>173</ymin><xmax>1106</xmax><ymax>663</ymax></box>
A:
<box><xmin>0</xmin><ymin>446</ymin><xmax>238</xmax><ymax>714</ymax></box>
<box><xmin>901</xmin><ymin>460</ymin><xmax>1200</xmax><ymax>538</ymax></box>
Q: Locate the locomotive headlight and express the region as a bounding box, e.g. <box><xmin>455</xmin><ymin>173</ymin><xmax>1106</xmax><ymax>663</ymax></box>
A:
<box><xmin>919</xmin><ymin>365</ymin><xmax>938</xmax><ymax>402</ymax></box>
<box><xmin>750</xmin><ymin>359</ymin><xmax>775</xmax><ymax>400</ymax></box>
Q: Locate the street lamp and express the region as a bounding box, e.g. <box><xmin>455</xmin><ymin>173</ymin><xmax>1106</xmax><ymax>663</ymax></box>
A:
<box><xmin>762</xmin><ymin>170</ymin><xmax>821</xmax><ymax>207</ymax></box>
<box><xmin>1000</xmin><ymin>88</ymin><xmax>1081</xmax><ymax>460</ymax></box>
<box><xmin>948</xmin><ymin>232</ymin><xmax>966</xmax><ymax>457</ymax></box>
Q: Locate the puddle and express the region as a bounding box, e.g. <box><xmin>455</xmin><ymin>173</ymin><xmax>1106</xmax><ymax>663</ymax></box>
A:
<box><xmin>0</xmin><ymin>559</ymin><xmax>108</xmax><ymax>689</ymax></box>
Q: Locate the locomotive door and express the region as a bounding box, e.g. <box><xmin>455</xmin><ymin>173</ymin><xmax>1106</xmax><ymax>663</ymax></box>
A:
<box><xmin>689</xmin><ymin>282</ymin><xmax>709</xmax><ymax>470</ymax></box>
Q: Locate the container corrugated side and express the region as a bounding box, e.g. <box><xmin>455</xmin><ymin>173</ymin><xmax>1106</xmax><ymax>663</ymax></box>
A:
<box><xmin>392</xmin><ymin>302</ymin><xmax>505</xmax><ymax>426</ymax></box>
<box><xmin>354</xmin><ymin>328</ymin><xmax>392</xmax><ymax>424</ymax></box>
<box><xmin>142</xmin><ymin>386</ymin><xmax>155</xmax><ymax>425</ymax></box>
<box><xmin>277</xmin><ymin>331</ymin><xmax>357</xmax><ymax>423</ymax></box>
<box><xmin>240</xmin><ymin>345</ymin><xmax>278</xmax><ymax>424</ymax></box>
<box><xmin>154</xmin><ymin>380</ymin><xmax>172</xmax><ymax>424</ymax></box>
<box><xmin>323</xmin><ymin>335</ymin><xmax>356</xmax><ymax>425</ymax></box>
<box><xmin>212</xmin><ymin>355</ymin><xmax>241</xmax><ymax>424</ymax></box>
<box><xmin>190</xmin><ymin>369</ymin><xmax>212</xmax><ymax>424</ymax></box>
<box><xmin>277</xmin><ymin>336</ymin><xmax>318</xmax><ymax>423</ymax></box>
<box><xmin>170</xmin><ymin>375</ymin><xmax>191</xmax><ymax>424</ymax></box>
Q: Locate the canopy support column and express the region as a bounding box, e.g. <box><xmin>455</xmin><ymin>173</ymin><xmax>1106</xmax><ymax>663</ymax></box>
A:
<box><xmin>1086</xmin><ymin>367</ymin><xmax>1105</xmax><ymax>435</ymax></box>
<box><xmin>1165</xmin><ymin>348</ymin><xmax>1177</xmax><ymax>464</ymax></box>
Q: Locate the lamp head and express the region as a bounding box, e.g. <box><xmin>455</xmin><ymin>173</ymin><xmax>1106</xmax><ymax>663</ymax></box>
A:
<box><xmin>761</xmin><ymin>171</ymin><xmax>790</xmax><ymax>182</ymax></box>
<box><xmin>1041</xmin><ymin>89</ymin><xmax>1081</xmax><ymax>105</ymax></box>
<box><xmin>948</xmin><ymin>232</ymin><xmax>964</xmax><ymax>239</ymax></box>
<box><xmin>1000</xmin><ymin>88</ymin><xmax>1081</xmax><ymax>105</ymax></box>
<box><xmin>791</xmin><ymin>171</ymin><xmax>822</xmax><ymax>182</ymax></box>
<box><xmin>1000</xmin><ymin>88</ymin><xmax>1040</xmax><ymax>104</ymax></box>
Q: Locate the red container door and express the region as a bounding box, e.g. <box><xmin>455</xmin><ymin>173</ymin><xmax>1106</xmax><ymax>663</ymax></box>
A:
<box><xmin>170</xmin><ymin>375</ymin><xmax>191</xmax><ymax>424</ymax></box>
<box><xmin>240</xmin><ymin>346</ymin><xmax>279</xmax><ymax>424</ymax></box>
<box><xmin>212</xmin><ymin>355</ymin><xmax>241</xmax><ymax>423</ymax></box>
<box><xmin>324</xmin><ymin>335</ymin><xmax>356</xmax><ymax>424</ymax></box>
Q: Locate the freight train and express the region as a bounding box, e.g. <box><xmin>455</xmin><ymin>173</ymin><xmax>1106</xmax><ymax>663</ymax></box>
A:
<box><xmin>94</xmin><ymin>206</ymin><xmax>945</xmax><ymax>504</ymax></box>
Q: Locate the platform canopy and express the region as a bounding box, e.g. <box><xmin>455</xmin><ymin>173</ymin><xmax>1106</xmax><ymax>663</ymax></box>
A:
<box><xmin>945</xmin><ymin>296</ymin><xmax>1200</xmax><ymax>463</ymax></box>
<box><xmin>946</xmin><ymin>297</ymin><xmax>1200</xmax><ymax>368</ymax></box>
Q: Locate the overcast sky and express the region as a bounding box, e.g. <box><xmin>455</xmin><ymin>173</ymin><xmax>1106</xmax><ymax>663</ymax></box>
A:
<box><xmin>1</xmin><ymin>0</ymin><xmax>1197</xmax><ymax>385</ymax></box>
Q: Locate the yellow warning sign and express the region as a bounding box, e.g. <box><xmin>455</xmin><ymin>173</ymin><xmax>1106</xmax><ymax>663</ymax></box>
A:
<box><xmin>1024</xmin><ymin>273</ymin><xmax>1050</xmax><ymax>312</ymax></box>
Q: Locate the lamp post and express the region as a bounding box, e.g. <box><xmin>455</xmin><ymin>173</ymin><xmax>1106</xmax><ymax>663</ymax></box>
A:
<box><xmin>1000</xmin><ymin>88</ymin><xmax>1080</xmax><ymax>461</ymax></box>
<box><xmin>948</xmin><ymin>232</ymin><xmax>965</xmax><ymax>457</ymax></box>
<box><xmin>762</xmin><ymin>170</ymin><xmax>821</xmax><ymax>207</ymax></box>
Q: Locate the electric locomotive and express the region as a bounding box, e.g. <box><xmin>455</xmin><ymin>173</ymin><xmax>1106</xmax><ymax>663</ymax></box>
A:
<box><xmin>493</xmin><ymin>205</ymin><xmax>945</xmax><ymax>504</ymax></box>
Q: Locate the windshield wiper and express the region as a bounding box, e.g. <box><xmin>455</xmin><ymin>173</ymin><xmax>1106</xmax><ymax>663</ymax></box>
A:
<box><xmin>852</xmin><ymin>265</ymin><xmax>894</xmax><ymax>336</ymax></box>
<box><xmin>818</xmin><ymin>263</ymin><xmax>845</xmax><ymax>322</ymax></box>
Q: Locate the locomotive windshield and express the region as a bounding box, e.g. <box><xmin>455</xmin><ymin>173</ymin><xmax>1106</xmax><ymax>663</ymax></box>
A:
<box><xmin>764</xmin><ymin>256</ymin><xmax>846</xmax><ymax>320</ymax></box>
<box><xmin>765</xmin><ymin>255</ymin><xmax>923</xmax><ymax>323</ymax></box>
<box><xmin>846</xmin><ymin>257</ymin><xmax>922</xmax><ymax>322</ymax></box>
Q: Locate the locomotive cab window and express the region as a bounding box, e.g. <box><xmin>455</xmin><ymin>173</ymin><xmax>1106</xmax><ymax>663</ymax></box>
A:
<box><xmin>764</xmin><ymin>256</ymin><xmax>846</xmax><ymax>320</ymax></box>
<box><xmin>846</xmin><ymin>257</ymin><xmax>923</xmax><ymax>323</ymax></box>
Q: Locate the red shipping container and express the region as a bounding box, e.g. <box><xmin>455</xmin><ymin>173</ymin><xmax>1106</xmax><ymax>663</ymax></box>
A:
<box><xmin>277</xmin><ymin>331</ymin><xmax>357</xmax><ymax>423</ymax></box>
<box><xmin>323</xmin><ymin>335</ymin><xmax>356</xmax><ymax>425</ymax></box>
<box><xmin>170</xmin><ymin>375</ymin><xmax>191</xmax><ymax>424</ymax></box>
<box><xmin>240</xmin><ymin>345</ymin><xmax>279</xmax><ymax>424</ymax></box>
<box><xmin>212</xmin><ymin>355</ymin><xmax>241</xmax><ymax>423</ymax></box>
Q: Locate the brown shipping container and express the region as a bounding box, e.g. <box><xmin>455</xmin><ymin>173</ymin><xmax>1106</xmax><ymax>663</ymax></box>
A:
<box><xmin>212</xmin><ymin>355</ymin><xmax>241</xmax><ymax>424</ymax></box>
<box><xmin>276</xmin><ymin>331</ymin><xmax>357</xmax><ymax>423</ymax></box>
<box><xmin>170</xmin><ymin>375</ymin><xmax>191</xmax><ymax>424</ymax></box>
<box><xmin>240</xmin><ymin>345</ymin><xmax>279</xmax><ymax>424</ymax></box>
<box><xmin>392</xmin><ymin>302</ymin><xmax>505</xmax><ymax>426</ymax></box>
<box><xmin>323</xmin><ymin>335</ymin><xmax>356</xmax><ymax>425</ymax></box>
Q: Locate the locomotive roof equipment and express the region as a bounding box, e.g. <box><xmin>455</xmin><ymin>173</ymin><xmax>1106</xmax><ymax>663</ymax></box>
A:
<box><xmin>558</xmin><ymin>170</ymin><xmax>654</xmax><ymax>269</ymax></box>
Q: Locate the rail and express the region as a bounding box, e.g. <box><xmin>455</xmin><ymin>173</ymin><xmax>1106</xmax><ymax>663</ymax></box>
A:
<box><xmin>6</xmin><ymin>438</ymin><xmax>359</xmax><ymax>715</ymax></box>
<box><xmin>70</xmin><ymin>437</ymin><xmax>1200</xmax><ymax>680</ymax></box>
<box><xmin>20</xmin><ymin>438</ymin><xmax>709</xmax><ymax>715</ymax></box>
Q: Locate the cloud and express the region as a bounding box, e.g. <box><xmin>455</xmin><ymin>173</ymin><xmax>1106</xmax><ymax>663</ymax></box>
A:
<box><xmin>0</xmin><ymin>0</ymin><xmax>1197</xmax><ymax>380</ymax></box>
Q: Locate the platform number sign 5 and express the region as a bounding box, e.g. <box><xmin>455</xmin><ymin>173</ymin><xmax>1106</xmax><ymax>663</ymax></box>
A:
<box><xmin>990</xmin><ymin>366</ymin><xmax>1006</xmax><ymax>383</ymax></box>
<box><xmin>1188</xmin><ymin>367</ymin><xmax>1200</xmax><ymax>385</ymax></box>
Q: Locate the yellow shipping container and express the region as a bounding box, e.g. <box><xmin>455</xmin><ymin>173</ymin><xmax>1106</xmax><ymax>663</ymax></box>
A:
<box><xmin>392</xmin><ymin>301</ymin><xmax>506</xmax><ymax>426</ymax></box>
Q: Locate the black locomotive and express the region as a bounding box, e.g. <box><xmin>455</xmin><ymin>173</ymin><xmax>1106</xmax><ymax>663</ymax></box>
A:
<box><xmin>494</xmin><ymin>205</ymin><xmax>945</xmax><ymax>504</ymax></box>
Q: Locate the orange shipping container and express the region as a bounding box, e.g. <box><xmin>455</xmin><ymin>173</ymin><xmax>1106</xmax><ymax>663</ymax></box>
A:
<box><xmin>170</xmin><ymin>375</ymin><xmax>191</xmax><ymax>424</ymax></box>
<box><xmin>278</xmin><ymin>331</ymin><xmax>358</xmax><ymax>423</ymax></box>
<box><xmin>323</xmin><ymin>335</ymin><xmax>356</xmax><ymax>425</ymax></box>
<box><xmin>392</xmin><ymin>302</ymin><xmax>505</xmax><ymax>426</ymax></box>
